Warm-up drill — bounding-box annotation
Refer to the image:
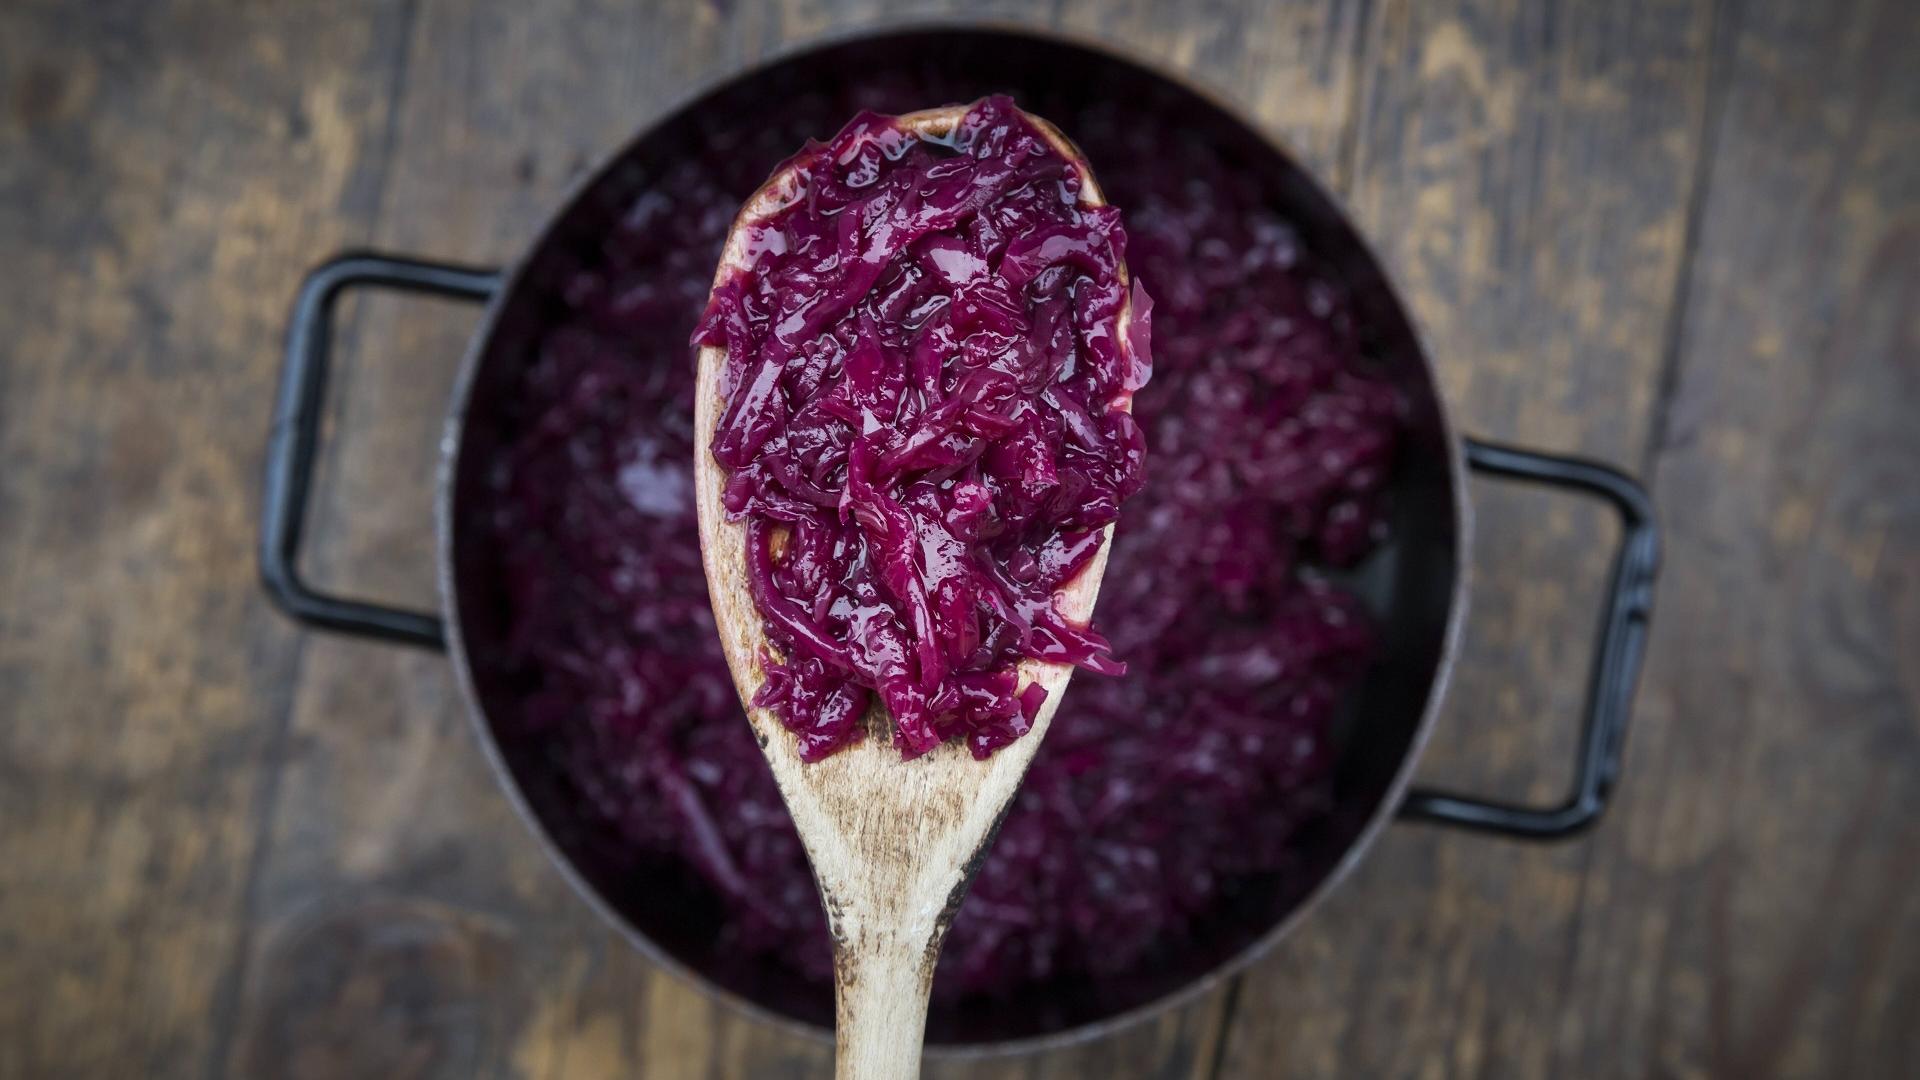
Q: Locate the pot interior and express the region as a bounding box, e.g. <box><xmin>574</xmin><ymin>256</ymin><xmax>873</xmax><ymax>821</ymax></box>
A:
<box><xmin>446</xmin><ymin>27</ymin><xmax>1461</xmax><ymax>1047</ymax></box>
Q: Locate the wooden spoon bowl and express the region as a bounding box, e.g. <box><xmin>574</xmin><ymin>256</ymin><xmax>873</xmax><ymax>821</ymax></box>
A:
<box><xmin>694</xmin><ymin>104</ymin><xmax>1131</xmax><ymax>1079</ymax></box>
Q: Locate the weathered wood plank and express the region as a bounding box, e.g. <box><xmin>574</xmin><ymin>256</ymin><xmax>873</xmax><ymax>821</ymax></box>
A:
<box><xmin>1558</xmin><ymin>0</ymin><xmax>1920</xmax><ymax>1075</ymax></box>
<box><xmin>0</xmin><ymin>2</ymin><xmax>417</xmax><ymax>1076</ymax></box>
<box><xmin>1219</xmin><ymin>0</ymin><xmax>1719</xmax><ymax>1075</ymax></box>
<box><xmin>218</xmin><ymin>2</ymin><xmax>1364</xmax><ymax>1078</ymax></box>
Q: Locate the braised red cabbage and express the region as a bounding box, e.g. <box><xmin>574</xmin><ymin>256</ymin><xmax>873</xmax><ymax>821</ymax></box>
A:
<box><xmin>693</xmin><ymin>97</ymin><xmax>1149</xmax><ymax>760</ymax></box>
<box><xmin>478</xmin><ymin>83</ymin><xmax>1400</xmax><ymax>1002</ymax></box>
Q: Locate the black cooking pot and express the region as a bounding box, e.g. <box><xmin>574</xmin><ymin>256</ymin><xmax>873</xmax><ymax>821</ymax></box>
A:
<box><xmin>259</xmin><ymin>24</ymin><xmax>1659</xmax><ymax>1054</ymax></box>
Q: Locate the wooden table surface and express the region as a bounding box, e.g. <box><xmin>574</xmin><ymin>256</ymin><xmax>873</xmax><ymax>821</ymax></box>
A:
<box><xmin>3</xmin><ymin>0</ymin><xmax>1915</xmax><ymax>1076</ymax></box>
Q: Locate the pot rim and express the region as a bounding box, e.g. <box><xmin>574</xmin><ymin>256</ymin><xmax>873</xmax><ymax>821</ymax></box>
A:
<box><xmin>432</xmin><ymin>16</ymin><xmax>1473</xmax><ymax>1059</ymax></box>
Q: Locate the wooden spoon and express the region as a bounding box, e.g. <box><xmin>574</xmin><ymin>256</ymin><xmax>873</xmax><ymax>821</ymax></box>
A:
<box><xmin>694</xmin><ymin>105</ymin><xmax>1130</xmax><ymax>1080</ymax></box>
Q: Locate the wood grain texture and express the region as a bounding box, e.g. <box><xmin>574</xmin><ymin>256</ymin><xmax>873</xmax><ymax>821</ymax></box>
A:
<box><xmin>0</xmin><ymin>2</ymin><xmax>417</xmax><ymax>1076</ymax></box>
<box><xmin>1220</xmin><ymin>0</ymin><xmax>1719</xmax><ymax>1076</ymax></box>
<box><xmin>1559</xmin><ymin>0</ymin><xmax>1920</xmax><ymax>1075</ymax></box>
<box><xmin>5</xmin><ymin>0</ymin><xmax>1916</xmax><ymax>1077</ymax></box>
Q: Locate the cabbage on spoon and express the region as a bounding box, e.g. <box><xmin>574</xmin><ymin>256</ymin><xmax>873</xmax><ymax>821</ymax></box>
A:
<box><xmin>694</xmin><ymin>98</ymin><xmax>1147</xmax><ymax>1078</ymax></box>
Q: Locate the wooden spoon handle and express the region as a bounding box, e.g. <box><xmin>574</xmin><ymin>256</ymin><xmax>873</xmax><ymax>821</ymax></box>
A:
<box><xmin>833</xmin><ymin>927</ymin><xmax>938</xmax><ymax>1080</ymax></box>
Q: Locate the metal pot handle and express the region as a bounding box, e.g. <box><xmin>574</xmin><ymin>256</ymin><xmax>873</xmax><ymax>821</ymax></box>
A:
<box><xmin>259</xmin><ymin>252</ymin><xmax>501</xmax><ymax>650</ymax></box>
<box><xmin>1398</xmin><ymin>438</ymin><xmax>1661</xmax><ymax>840</ymax></box>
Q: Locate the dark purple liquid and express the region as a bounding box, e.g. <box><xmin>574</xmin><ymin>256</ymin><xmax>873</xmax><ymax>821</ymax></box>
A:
<box><xmin>480</xmin><ymin>87</ymin><xmax>1400</xmax><ymax>999</ymax></box>
<box><xmin>695</xmin><ymin>97</ymin><xmax>1149</xmax><ymax>760</ymax></box>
